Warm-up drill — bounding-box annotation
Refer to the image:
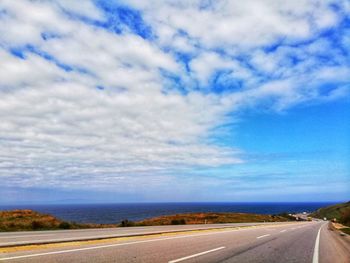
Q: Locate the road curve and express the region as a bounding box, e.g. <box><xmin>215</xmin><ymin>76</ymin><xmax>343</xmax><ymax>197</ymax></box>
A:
<box><xmin>0</xmin><ymin>221</ymin><xmax>349</xmax><ymax>262</ymax></box>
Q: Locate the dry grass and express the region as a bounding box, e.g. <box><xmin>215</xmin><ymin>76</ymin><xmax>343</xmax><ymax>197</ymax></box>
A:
<box><xmin>0</xmin><ymin>209</ymin><xmax>62</xmax><ymax>231</ymax></box>
<box><xmin>0</xmin><ymin>210</ymin><xmax>115</xmax><ymax>231</ymax></box>
<box><xmin>340</xmin><ymin>228</ymin><xmax>350</xmax><ymax>235</ymax></box>
<box><xmin>136</xmin><ymin>212</ymin><xmax>290</xmax><ymax>226</ymax></box>
<box><xmin>0</xmin><ymin>209</ymin><xmax>293</xmax><ymax>231</ymax></box>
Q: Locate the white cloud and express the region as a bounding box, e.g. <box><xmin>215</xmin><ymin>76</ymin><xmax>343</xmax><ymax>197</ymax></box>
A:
<box><xmin>0</xmin><ymin>0</ymin><xmax>241</xmax><ymax>190</ymax></box>
<box><xmin>0</xmin><ymin>0</ymin><xmax>349</xmax><ymax>192</ymax></box>
<box><xmin>55</xmin><ymin>0</ymin><xmax>104</xmax><ymax>20</ymax></box>
<box><xmin>127</xmin><ymin>0</ymin><xmax>342</xmax><ymax>49</ymax></box>
<box><xmin>0</xmin><ymin>80</ymin><xmax>241</xmax><ymax>189</ymax></box>
<box><xmin>0</xmin><ymin>0</ymin><xmax>75</xmax><ymax>46</ymax></box>
<box><xmin>190</xmin><ymin>52</ymin><xmax>234</xmax><ymax>86</ymax></box>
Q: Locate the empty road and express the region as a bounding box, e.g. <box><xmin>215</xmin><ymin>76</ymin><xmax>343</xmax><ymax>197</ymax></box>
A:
<box><xmin>0</xmin><ymin>222</ymin><xmax>289</xmax><ymax>247</ymax></box>
<box><xmin>0</xmin><ymin>221</ymin><xmax>349</xmax><ymax>262</ymax></box>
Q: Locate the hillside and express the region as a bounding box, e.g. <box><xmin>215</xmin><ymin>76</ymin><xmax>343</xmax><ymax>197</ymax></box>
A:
<box><xmin>0</xmin><ymin>210</ymin><xmax>113</xmax><ymax>231</ymax></box>
<box><xmin>134</xmin><ymin>212</ymin><xmax>292</xmax><ymax>226</ymax></box>
<box><xmin>311</xmin><ymin>201</ymin><xmax>350</xmax><ymax>226</ymax></box>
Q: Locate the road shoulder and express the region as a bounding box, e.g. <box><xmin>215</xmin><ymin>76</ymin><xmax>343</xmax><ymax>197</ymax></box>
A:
<box><xmin>319</xmin><ymin>222</ymin><xmax>350</xmax><ymax>263</ymax></box>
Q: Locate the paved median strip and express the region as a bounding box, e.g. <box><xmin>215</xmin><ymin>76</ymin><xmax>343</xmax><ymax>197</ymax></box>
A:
<box><xmin>168</xmin><ymin>246</ymin><xmax>226</xmax><ymax>263</ymax></box>
<box><xmin>0</xmin><ymin>234</ymin><xmax>55</xmax><ymax>239</ymax></box>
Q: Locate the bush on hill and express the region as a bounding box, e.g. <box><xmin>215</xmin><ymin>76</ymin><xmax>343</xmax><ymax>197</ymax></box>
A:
<box><xmin>340</xmin><ymin>209</ymin><xmax>350</xmax><ymax>226</ymax></box>
<box><xmin>171</xmin><ymin>219</ymin><xmax>186</xmax><ymax>225</ymax></box>
<box><xmin>120</xmin><ymin>219</ymin><xmax>135</xmax><ymax>227</ymax></box>
<box><xmin>59</xmin><ymin>221</ymin><xmax>72</xmax><ymax>229</ymax></box>
<box><xmin>311</xmin><ymin>201</ymin><xmax>350</xmax><ymax>226</ymax></box>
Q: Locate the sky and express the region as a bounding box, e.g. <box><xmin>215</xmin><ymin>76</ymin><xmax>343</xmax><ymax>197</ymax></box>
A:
<box><xmin>0</xmin><ymin>0</ymin><xmax>349</xmax><ymax>204</ymax></box>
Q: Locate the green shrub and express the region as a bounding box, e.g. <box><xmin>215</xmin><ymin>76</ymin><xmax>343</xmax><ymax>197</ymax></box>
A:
<box><xmin>31</xmin><ymin>221</ymin><xmax>43</xmax><ymax>230</ymax></box>
<box><xmin>171</xmin><ymin>219</ymin><xmax>186</xmax><ymax>225</ymax></box>
<box><xmin>59</xmin><ymin>222</ymin><xmax>71</xmax><ymax>229</ymax></box>
<box><xmin>120</xmin><ymin>219</ymin><xmax>134</xmax><ymax>227</ymax></box>
<box><xmin>277</xmin><ymin>212</ymin><xmax>297</xmax><ymax>221</ymax></box>
<box><xmin>340</xmin><ymin>210</ymin><xmax>350</xmax><ymax>226</ymax></box>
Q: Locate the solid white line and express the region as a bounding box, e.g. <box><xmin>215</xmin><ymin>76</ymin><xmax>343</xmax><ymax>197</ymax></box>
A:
<box><xmin>168</xmin><ymin>246</ymin><xmax>225</xmax><ymax>263</ymax></box>
<box><xmin>280</xmin><ymin>230</ymin><xmax>286</xmax><ymax>233</ymax></box>
<box><xmin>256</xmin><ymin>234</ymin><xmax>270</xmax><ymax>239</ymax></box>
<box><xmin>0</xmin><ymin>227</ymin><xmax>256</xmax><ymax>261</ymax></box>
<box><xmin>312</xmin><ymin>224</ymin><xmax>323</xmax><ymax>263</ymax></box>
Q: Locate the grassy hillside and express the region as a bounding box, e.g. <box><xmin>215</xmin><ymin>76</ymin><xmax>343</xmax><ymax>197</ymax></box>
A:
<box><xmin>0</xmin><ymin>209</ymin><xmax>62</xmax><ymax>231</ymax></box>
<box><xmin>0</xmin><ymin>210</ymin><xmax>113</xmax><ymax>231</ymax></box>
<box><xmin>311</xmin><ymin>201</ymin><xmax>350</xmax><ymax>226</ymax></box>
<box><xmin>133</xmin><ymin>212</ymin><xmax>291</xmax><ymax>226</ymax></box>
<box><xmin>1</xmin><ymin>210</ymin><xmax>296</xmax><ymax>231</ymax></box>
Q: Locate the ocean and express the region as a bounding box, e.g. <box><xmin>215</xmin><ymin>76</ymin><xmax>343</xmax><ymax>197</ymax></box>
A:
<box><xmin>0</xmin><ymin>202</ymin><xmax>333</xmax><ymax>224</ymax></box>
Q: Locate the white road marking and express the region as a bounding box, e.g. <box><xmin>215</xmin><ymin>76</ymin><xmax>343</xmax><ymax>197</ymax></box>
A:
<box><xmin>280</xmin><ymin>230</ymin><xmax>286</xmax><ymax>233</ymax></box>
<box><xmin>257</xmin><ymin>234</ymin><xmax>270</xmax><ymax>239</ymax></box>
<box><xmin>0</xmin><ymin>227</ymin><xmax>268</xmax><ymax>261</ymax></box>
<box><xmin>0</xmin><ymin>234</ymin><xmax>54</xmax><ymax>239</ymax></box>
<box><xmin>168</xmin><ymin>246</ymin><xmax>225</xmax><ymax>263</ymax></box>
<box><xmin>312</xmin><ymin>224</ymin><xmax>324</xmax><ymax>263</ymax></box>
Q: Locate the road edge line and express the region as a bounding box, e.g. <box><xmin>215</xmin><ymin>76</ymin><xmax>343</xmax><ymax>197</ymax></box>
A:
<box><xmin>168</xmin><ymin>246</ymin><xmax>225</xmax><ymax>263</ymax></box>
<box><xmin>312</xmin><ymin>223</ymin><xmax>324</xmax><ymax>263</ymax></box>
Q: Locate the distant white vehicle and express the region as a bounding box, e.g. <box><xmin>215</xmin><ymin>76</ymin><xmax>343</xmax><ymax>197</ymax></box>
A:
<box><xmin>302</xmin><ymin>212</ymin><xmax>307</xmax><ymax>215</ymax></box>
<box><xmin>323</xmin><ymin>217</ymin><xmax>327</xmax><ymax>221</ymax></box>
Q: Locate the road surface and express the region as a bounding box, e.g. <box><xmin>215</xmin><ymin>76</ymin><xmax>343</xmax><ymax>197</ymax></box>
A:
<box><xmin>0</xmin><ymin>221</ymin><xmax>349</xmax><ymax>262</ymax></box>
<box><xmin>0</xmin><ymin>222</ymin><xmax>289</xmax><ymax>247</ymax></box>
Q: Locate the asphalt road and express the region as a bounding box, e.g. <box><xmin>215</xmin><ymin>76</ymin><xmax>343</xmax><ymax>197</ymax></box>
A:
<box><xmin>0</xmin><ymin>221</ymin><xmax>349</xmax><ymax>263</ymax></box>
<box><xmin>0</xmin><ymin>222</ymin><xmax>293</xmax><ymax>247</ymax></box>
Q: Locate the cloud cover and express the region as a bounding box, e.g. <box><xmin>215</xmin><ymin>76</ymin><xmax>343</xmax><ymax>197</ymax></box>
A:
<box><xmin>0</xmin><ymin>0</ymin><xmax>349</xmax><ymax>198</ymax></box>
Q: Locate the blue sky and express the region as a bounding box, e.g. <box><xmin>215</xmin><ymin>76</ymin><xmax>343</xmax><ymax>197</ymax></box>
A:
<box><xmin>0</xmin><ymin>0</ymin><xmax>349</xmax><ymax>204</ymax></box>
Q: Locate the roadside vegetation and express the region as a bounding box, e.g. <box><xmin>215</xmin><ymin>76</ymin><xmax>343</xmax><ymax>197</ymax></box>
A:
<box><xmin>311</xmin><ymin>201</ymin><xmax>350</xmax><ymax>236</ymax></box>
<box><xmin>132</xmin><ymin>212</ymin><xmax>294</xmax><ymax>226</ymax></box>
<box><xmin>311</xmin><ymin>201</ymin><xmax>350</xmax><ymax>226</ymax></box>
<box><xmin>0</xmin><ymin>210</ymin><xmax>114</xmax><ymax>231</ymax></box>
<box><xmin>3</xmin><ymin>203</ymin><xmax>350</xmax><ymax>232</ymax></box>
<box><xmin>1</xmin><ymin>209</ymin><xmax>298</xmax><ymax>231</ymax></box>
<box><xmin>340</xmin><ymin>227</ymin><xmax>350</xmax><ymax>235</ymax></box>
